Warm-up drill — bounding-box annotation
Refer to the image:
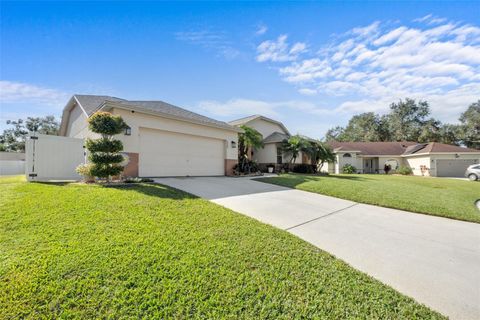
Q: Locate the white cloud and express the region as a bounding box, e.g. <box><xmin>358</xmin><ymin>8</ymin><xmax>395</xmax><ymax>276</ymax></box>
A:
<box><xmin>175</xmin><ymin>30</ymin><xmax>240</xmax><ymax>59</ymax></box>
<box><xmin>255</xmin><ymin>24</ymin><xmax>268</xmax><ymax>36</ymax></box>
<box><xmin>256</xmin><ymin>17</ymin><xmax>480</xmax><ymax>122</ymax></box>
<box><xmin>198</xmin><ymin>98</ymin><xmax>331</xmax><ymax>118</ymax></box>
<box><xmin>0</xmin><ymin>80</ymin><xmax>67</xmax><ymax>105</ymax></box>
<box><xmin>256</xmin><ymin>35</ymin><xmax>307</xmax><ymax>62</ymax></box>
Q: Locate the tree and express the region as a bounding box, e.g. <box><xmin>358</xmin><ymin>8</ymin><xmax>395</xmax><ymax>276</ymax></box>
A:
<box><xmin>305</xmin><ymin>140</ymin><xmax>336</xmax><ymax>171</ymax></box>
<box><xmin>25</xmin><ymin>116</ymin><xmax>59</xmax><ymax>135</ymax></box>
<box><xmin>0</xmin><ymin>119</ymin><xmax>28</xmax><ymax>152</ymax></box>
<box><xmin>281</xmin><ymin>135</ymin><xmax>309</xmax><ymax>164</ymax></box>
<box><xmin>341</xmin><ymin>112</ymin><xmax>385</xmax><ymax>142</ymax></box>
<box><xmin>458</xmin><ymin>101</ymin><xmax>480</xmax><ymax>149</ymax></box>
<box><xmin>387</xmin><ymin>98</ymin><xmax>430</xmax><ymax>141</ymax></box>
<box><xmin>0</xmin><ymin>116</ymin><xmax>60</xmax><ymax>152</ymax></box>
<box><xmin>324</xmin><ymin>126</ymin><xmax>345</xmax><ymax>142</ymax></box>
<box><xmin>237</xmin><ymin>125</ymin><xmax>263</xmax><ymax>173</ymax></box>
<box><xmin>85</xmin><ymin>112</ymin><xmax>127</xmax><ymax>182</ymax></box>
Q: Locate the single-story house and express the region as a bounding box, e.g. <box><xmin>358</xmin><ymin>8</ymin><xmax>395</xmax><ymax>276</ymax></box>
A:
<box><xmin>323</xmin><ymin>141</ymin><xmax>480</xmax><ymax>177</ymax></box>
<box><xmin>228</xmin><ymin>115</ymin><xmax>310</xmax><ymax>170</ymax></box>
<box><xmin>60</xmin><ymin>95</ymin><xmax>240</xmax><ymax>177</ymax></box>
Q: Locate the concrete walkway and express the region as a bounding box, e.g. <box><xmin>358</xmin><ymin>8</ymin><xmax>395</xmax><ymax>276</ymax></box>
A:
<box><xmin>155</xmin><ymin>176</ymin><xmax>480</xmax><ymax>319</ymax></box>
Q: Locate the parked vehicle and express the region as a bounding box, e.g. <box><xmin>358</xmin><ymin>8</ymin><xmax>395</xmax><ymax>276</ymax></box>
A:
<box><xmin>465</xmin><ymin>164</ymin><xmax>480</xmax><ymax>181</ymax></box>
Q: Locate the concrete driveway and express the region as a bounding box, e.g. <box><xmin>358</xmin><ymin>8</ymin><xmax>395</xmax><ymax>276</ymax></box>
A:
<box><xmin>155</xmin><ymin>176</ymin><xmax>480</xmax><ymax>320</ymax></box>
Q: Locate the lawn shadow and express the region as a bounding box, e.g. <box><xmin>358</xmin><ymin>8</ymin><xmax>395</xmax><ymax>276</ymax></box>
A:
<box><xmin>255</xmin><ymin>173</ymin><xmax>370</xmax><ymax>189</ymax></box>
<box><xmin>107</xmin><ymin>183</ymin><xmax>199</xmax><ymax>200</ymax></box>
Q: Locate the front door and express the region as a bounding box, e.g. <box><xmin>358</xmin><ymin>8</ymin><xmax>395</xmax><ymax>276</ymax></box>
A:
<box><xmin>364</xmin><ymin>159</ymin><xmax>374</xmax><ymax>173</ymax></box>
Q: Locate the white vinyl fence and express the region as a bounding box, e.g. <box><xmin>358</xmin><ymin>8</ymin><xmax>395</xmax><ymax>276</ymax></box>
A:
<box><xmin>25</xmin><ymin>133</ymin><xmax>86</xmax><ymax>181</ymax></box>
<box><xmin>0</xmin><ymin>160</ymin><xmax>25</xmax><ymax>175</ymax></box>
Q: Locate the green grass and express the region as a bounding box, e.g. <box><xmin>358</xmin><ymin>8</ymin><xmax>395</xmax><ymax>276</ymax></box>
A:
<box><xmin>257</xmin><ymin>173</ymin><xmax>480</xmax><ymax>223</ymax></box>
<box><xmin>0</xmin><ymin>178</ymin><xmax>444</xmax><ymax>319</ymax></box>
<box><xmin>0</xmin><ymin>175</ymin><xmax>25</xmax><ymax>184</ymax></box>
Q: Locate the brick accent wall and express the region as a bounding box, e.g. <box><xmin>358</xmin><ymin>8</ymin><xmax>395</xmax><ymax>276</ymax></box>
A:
<box><xmin>225</xmin><ymin>159</ymin><xmax>237</xmax><ymax>176</ymax></box>
<box><xmin>123</xmin><ymin>152</ymin><xmax>139</xmax><ymax>177</ymax></box>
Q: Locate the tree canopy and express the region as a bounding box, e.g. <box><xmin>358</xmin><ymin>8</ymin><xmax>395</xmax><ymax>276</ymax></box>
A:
<box><xmin>0</xmin><ymin>116</ymin><xmax>59</xmax><ymax>152</ymax></box>
<box><xmin>325</xmin><ymin>99</ymin><xmax>479</xmax><ymax>149</ymax></box>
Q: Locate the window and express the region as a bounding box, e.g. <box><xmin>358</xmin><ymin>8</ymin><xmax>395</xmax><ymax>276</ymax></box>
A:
<box><xmin>343</xmin><ymin>153</ymin><xmax>352</xmax><ymax>158</ymax></box>
<box><xmin>124</xmin><ymin>126</ymin><xmax>131</xmax><ymax>136</ymax></box>
<box><xmin>276</xmin><ymin>147</ymin><xmax>282</xmax><ymax>164</ymax></box>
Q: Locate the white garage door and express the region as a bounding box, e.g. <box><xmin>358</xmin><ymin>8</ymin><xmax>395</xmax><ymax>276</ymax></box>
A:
<box><xmin>436</xmin><ymin>159</ymin><xmax>478</xmax><ymax>177</ymax></box>
<box><xmin>139</xmin><ymin>128</ymin><xmax>225</xmax><ymax>177</ymax></box>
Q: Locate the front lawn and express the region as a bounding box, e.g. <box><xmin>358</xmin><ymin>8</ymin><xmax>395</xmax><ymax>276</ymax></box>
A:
<box><xmin>257</xmin><ymin>174</ymin><xmax>480</xmax><ymax>223</ymax></box>
<box><xmin>0</xmin><ymin>177</ymin><xmax>443</xmax><ymax>318</ymax></box>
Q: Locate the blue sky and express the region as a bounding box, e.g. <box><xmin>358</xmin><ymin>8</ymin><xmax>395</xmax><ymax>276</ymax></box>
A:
<box><xmin>1</xmin><ymin>1</ymin><xmax>479</xmax><ymax>138</ymax></box>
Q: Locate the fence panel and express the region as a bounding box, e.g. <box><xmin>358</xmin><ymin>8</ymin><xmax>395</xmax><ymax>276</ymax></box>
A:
<box><xmin>25</xmin><ymin>133</ymin><xmax>85</xmax><ymax>181</ymax></box>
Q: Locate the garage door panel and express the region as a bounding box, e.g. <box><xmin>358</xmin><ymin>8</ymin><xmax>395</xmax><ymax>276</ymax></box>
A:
<box><xmin>139</xmin><ymin>128</ymin><xmax>224</xmax><ymax>177</ymax></box>
<box><xmin>436</xmin><ymin>159</ymin><xmax>478</xmax><ymax>177</ymax></box>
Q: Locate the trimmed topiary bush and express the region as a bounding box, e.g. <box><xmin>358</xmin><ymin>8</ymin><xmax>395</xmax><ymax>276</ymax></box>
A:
<box><xmin>86</xmin><ymin>112</ymin><xmax>127</xmax><ymax>182</ymax></box>
<box><xmin>397</xmin><ymin>165</ymin><xmax>413</xmax><ymax>175</ymax></box>
<box><xmin>342</xmin><ymin>164</ymin><xmax>357</xmax><ymax>174</ymax></box>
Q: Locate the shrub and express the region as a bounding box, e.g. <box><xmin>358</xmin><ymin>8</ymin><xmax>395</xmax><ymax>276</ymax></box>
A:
<box><xmin>85</xmin><ymin>138</ymin><xmax>123</xmax><ymax>153</ymax></box>
<box><xmin>75</xmin><ymin>163</ymin><xmax>94</xmax><ymax>182</ymax></box>
<box><xmin>293</xmin><ymin>164</ymin><xmax>315</xmax><ymax>174</ymax></box>
<box><xmin>342</xmin><ymin>164</ymin><xmax>357</xmax><ymax>174</ymax></box>
<box><xmin>124</xmin><ymin>177</ymin><xmax>154</xmax><ymax>183</ymax></box>
<box><xmin>86</xmin><ymin>112</ymin><xmax>127</xmax><ymax>181</ymax></box>
<box><xmin>397</xmin><ymin>166</ymin><xmax>413</xmax><ymax>175</ymax></box>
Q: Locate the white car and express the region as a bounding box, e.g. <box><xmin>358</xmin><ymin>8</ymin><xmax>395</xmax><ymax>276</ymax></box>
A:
<box><xmin>465</xmin><ymin>164</ymin><xmax>480</xmax><ymax>181</ymax></box>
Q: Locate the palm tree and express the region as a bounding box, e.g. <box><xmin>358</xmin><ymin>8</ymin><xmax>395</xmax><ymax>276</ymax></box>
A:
<box><xmin>281</xmin><ymin>135</ymin><xmax>309</xmax><ymax>164</ymax></box>
<box><xmin>238</xmin><ymin>125</ymin><xmax>263</xmax><ymax>173</ymax></box>
<box><xmin>306</xmin><ymin>140</ymin><xmax>336</xmax><ymax>172</ymax></box>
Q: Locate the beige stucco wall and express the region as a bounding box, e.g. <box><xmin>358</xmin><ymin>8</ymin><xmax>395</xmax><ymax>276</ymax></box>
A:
<box><xmin>254</xmin><ymin>143</ymin><xmax>276</xmax><ymax>164</ymax></box>
<box><xmin>405</xmin><ymin>155</ymin><xmax>432</xmax><ymax>176</ymax></box>
<box><xmin>66</xmin><ymin>104</ymin><xmax>89</xmax><ymax>137</ymax></box>
<box><xmin>377</xmin><ymin>156</ymin><xmax>405</xmax><ymax>173</ymax></box>
<box><xmin>112</xmin><ymin>108</ymin><xmax>238</xmax><ymax>160</ymax></box>
<box><xmin>335</xmin><ymin>152</ymin><xmax>363</xmax><ymax>173</ymax></box>
<box><xmin>247</xmin><ymin>118</ymin><xmax>287</xmax><ymax>138</ymax></box>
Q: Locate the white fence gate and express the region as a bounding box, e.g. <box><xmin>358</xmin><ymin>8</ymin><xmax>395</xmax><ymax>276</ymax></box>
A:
<box><xmin>25</xmin><ymin>133</ymin><xmax>86</xmax><ymax>181</ymax></box>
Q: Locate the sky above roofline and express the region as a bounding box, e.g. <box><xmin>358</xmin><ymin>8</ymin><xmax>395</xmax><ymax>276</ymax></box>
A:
<box><xmin>1</xmin><ymin>1</ymin><xmax>479</xmax><ymax>138</ymax></box>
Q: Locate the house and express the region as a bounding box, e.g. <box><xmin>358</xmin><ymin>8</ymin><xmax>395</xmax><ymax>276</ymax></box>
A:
<box><xmin>59</xmin><ymin>95</ymin><xmax>240</xmax><ymax>177</ymax></box>
<box><xmin>323</xmin><ymin>141</ymin><xmax>480</xmax><ymax>177</ymax></box>
<box><xmin>228</xmin><ymin>115</ymin><xmax>310</xmax><ymax>170</ymax></box>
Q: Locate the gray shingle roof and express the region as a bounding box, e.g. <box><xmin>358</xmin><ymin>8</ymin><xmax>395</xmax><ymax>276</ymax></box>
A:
<box><xmin>263</xmin><ymin>132</ymin><xmax>290</xmax><ymax>144</ymax></box>
<box><xmin>73</xmin><ymin>94</ymin><xmax>237</xmax><ymax>131</ymax></box>
<box><xmin>74</xmin><ymin>95</ymin><xmax>126</xmax><ymax>115</ymax></box>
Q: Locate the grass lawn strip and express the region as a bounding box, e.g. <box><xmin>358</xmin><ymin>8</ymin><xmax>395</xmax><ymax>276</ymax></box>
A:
<box><xmin>257</xmin><ymin>173</ymin><xmax>480</xmax><ymax>223</ymax></box>
<box><xmin>0</xmin><ymin>176</ymin><xmax>444</xmax><ymax>318</ymax></box>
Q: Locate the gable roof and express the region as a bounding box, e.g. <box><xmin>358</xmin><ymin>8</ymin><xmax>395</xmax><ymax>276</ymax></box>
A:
<box><xmin>262</xmin><ymin>131</ymin><xmax>290</xmax><ymax>144</ymax></box>
<box><xmin>328</xmin><ymin>141</ymin><xmax>480</xmax><ymax>156</ymax></box>
<box><xmin>403</xmin><ymin>142</ymin><xmax>480</xmax><ymax>155</ymax></box>
<box><xmin>329</xmin><ymin>141</ymin><xmax>417</xmax><ymax>155</ymax></box>
<box><xmin>61</xmin><ymin>94</ymin><xmax>239</xmax><ymax>134</ymax></box>
<box><xmin>228</xmin><ymin>115</ymin><xmax>290</xmax><ymax>135</ymax></box>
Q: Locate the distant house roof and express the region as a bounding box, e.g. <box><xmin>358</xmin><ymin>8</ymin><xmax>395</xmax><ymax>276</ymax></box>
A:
<box><xmin>403</xmin><ymin>142</ymin><xmax>480</xmax><ymax>155</ymax></box>
<box><xmin>228</xmin><ymin>115</ymin><xmax>291</xmax><ymax>135</ymax></box>
<box><xmin>60</xmin><ymin>95</ymin><xmax>239</xmax><ymax>134</ymax></box>
<box><xmin>329</xmin><ymin>141</ymin><xmax>417</xmax><ymax>155</ymax></box>
<box><xmin>263</xmin><ymin>132</ymin><xmax>290</xmax><ymax>144</ymax></box>
<box><xmin>328</xmin><ymin>141</ymin><xmax>480</xmax><ymax>156</ymax></box>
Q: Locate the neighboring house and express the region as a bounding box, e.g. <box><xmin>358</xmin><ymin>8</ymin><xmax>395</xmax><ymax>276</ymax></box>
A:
<box><xmin>228</xmin><ymin>115</ymin><xmax>309</xmax><ymax>169</ymax></box>
<box><xmin>0</xmin><ymin>152</ymin><xmax>25</xmax><ymax>175</ymax></box>
<box><xmin>60</xmin><ymin>95</ymin><xmax>240</xmax><ymax>177</ymax></box>
<box><xmin>323</xmin><ymin>141</ymin><xmax>480</xmax><ymax>177</ymax></box>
